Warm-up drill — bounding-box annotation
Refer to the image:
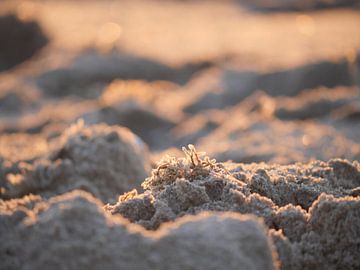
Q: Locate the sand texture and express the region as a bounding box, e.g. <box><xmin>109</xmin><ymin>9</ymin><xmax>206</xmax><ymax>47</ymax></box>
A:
<box><xmin>0</xmin><ymin>0</ymin><xmax>360</xmax><ymax>269</ymax></box>
<box><xmin>1</xmin><ymin>191</ymin><xmax>278</xmax><ymax>270</ymax></box>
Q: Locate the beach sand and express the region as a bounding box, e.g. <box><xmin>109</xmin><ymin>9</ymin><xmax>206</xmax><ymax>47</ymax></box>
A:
<box><xmin>0</xmin><ymin>0</ymin><xmax>359</xmax><ymax>269</ymax></box>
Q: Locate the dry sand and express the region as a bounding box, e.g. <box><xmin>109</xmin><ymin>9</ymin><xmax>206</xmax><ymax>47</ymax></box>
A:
<box><xmin>1</xmin><ymin>121</ymin><xmax>150</xmax><ymax>203</ymax></box>
<box><xmin>1</xmin><ymin>146</ymin><xmax>359</xmax><ymax>269</ymax></box>
<box><xmin>0</xmin><ymin>0</ymin><xmax>360</xmax><ymax>269</ymax></box>
<box><xmin>1</xmin><ymin>191</ymin><xmax>278</xmax><ymax>270</ymax></box>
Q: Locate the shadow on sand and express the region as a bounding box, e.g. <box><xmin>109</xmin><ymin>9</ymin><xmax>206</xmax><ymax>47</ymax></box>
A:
<box><xmin>185</xmin><ymin>54</ymin><xmax>360</xmax><ymax>113</ymax></box>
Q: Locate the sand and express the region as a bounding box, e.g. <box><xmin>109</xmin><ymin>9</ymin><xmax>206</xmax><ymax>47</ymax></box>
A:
<box><xmin>0</xmin><ymin>0</ymin><xmax>360</xmax><ymax>269</ymax></box>
<box><xmin>0</xmin><ymin>14</ymin><xmax>47</xmax><ymax>71</ymax></box>
<box><xmin>1</xmin><ymin>191</ymin><xmax>278</xmax><ymax>270</ymax></box>
<box><xmin>0</xmin><ymin>121</ymin><xmax>150</xmax><ymax>203</ymax></box>
<box><xmin>1</xmin><ymin>147</ymin><xmax>359</xmax><ymax>269</ymax></box>
<box><xmin>105</xmin><ymin>146</ymin><xmax>360</xmax><ymax>269</ymax></box>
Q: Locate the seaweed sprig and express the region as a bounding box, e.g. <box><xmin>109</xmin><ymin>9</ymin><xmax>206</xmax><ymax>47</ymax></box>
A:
<box><xmin>182</xmin><ymin>144</ymin><xmax>217</xmax><ymax>169</ymax></box>
<box><xmin>142</xmin><ymin>144</ymin><xmax>218</xmax><ymax>190</ymax></box>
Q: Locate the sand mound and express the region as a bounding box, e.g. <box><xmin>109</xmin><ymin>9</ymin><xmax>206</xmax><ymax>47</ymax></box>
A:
<box><xmin>271</xmin><ymin>193</ymin><xmax>360</xmax><ymax>270</ymax></box>
<box><xmin>0</xmin><ymin>14</ymin><xmax>48</xmax><ymax>71</ymax></box>
<box><xmin>0</xmin><ymin>85</ymin><xmax>40</xmax><ymax>116</ymax></box>
<box><xmin>184</xmin><ymin>59</ymin><xmax>359</xmax><ymax>114</ymax></box>
<box><xmin>195</xmin><ymin>111</ymin><xmax>359</xmax><ymax>164</ymax></box>
<box><xmin>273</xmin><ymin>87</ymin><xmax>359</xmax><ymax>120</ymax></box>
<box><xmin>0</xmin><ymin>133</ymin><xmax>49</xmax><ymax>163</ymax></box>
<box><xmin>0</xmin><ymin>2</ymin><xmax>359</xmax><ymax>269</ymax></box>
<box><xmin>0</xmin><ymin>190</ymin><xmax>278</xmax><ymax>270</ymax></box>
<box><xmin>0</xmin><ymin>121</ymin><xmax>150</xmax><ymax>202</ymax></box>
<box><xmin>106</xmin><ymin>146</ymin><xmax>360</xmax><ymax>270</ymax></box>
<box><xmin>37</xmin><ymin>50</ymin><xmax>211</xmax><ymax>98</ymax></box>
<box><xmin>82</xmin><ymin>93</ymin><xmax>176</xmax><ymax>149</ymax></box>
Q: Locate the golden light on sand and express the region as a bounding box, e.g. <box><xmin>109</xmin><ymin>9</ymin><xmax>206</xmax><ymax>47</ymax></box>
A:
<box><xmin>101</xmin><ymin>80</ymin><xmax>153</xmax><ymax>106</ymax></box>
<box><xmin>95</xmin><ymin>22</ymin><xmax>122</xmax><ymax>52</ymax></box>
<box><xmin>296</xmin><ymin>14</ymin><xmax>315</xmax><ymax>36</ymax></box>
<box><xmin>7</xmin><ymin>174</ymin><xmax>23</xmax><ymax>185</ymax></box>
<box><xmin>1</xmin><ymin>1</ymin><xmax>360</xmax><ymax>269</ymax></box>
<box><xmin>259</xmin><ymin>95</ymin><xmax>276</xmax><ymax>118</ymax></box>
<box><xmin>301</xmin><ymin>135</ymin><xmax>310</xmax><ymax>146</ymax></box>
<box><xmin>16</xmin><ymin>1</ymin><xmax>37</xmax><ymax>21</ymax></box>
<box><xmin>345</xmin><ymin>48</ymin><xmax>357</xmax><ymax>64</ymax></box>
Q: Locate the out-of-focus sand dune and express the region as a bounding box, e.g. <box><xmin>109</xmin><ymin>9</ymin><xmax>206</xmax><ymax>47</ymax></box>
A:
<box><xmin>0</xmin><ymin>0</ymin><xmax>359</xmax><ymax>269</ymax></box>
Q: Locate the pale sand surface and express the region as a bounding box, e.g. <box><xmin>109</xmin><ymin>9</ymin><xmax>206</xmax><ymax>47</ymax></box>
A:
<box><xmin>0</xmin><ymin>1</ymin><xmax>359</xmax><ymax>269</ymax></box>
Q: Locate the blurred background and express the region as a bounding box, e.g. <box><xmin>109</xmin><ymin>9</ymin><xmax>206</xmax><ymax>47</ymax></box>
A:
<box><xmin>0</xmin><ymin>0</ymin><xmax>359</xmax><ymax>165</ymax></box>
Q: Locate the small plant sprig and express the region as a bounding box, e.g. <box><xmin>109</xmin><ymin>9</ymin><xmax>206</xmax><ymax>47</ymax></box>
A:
<box><xmin>182</xmin><ymin>144</ymin><xmax>217</xmax><ymax>169</ymax></box>
<box><xmin>142</xmin><ymin>144</ymin><xmax>218</xmax><ymax>190</ymax></box>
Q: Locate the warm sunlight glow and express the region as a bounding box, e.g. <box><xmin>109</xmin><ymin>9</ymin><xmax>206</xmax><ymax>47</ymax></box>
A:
<box><xmin>296</xmin><ymin>14</ymin><xmax>315</xmax><ymax>36</ymax></box>
<box><xmin>95</xmin><ymin>22</ymin><xmax>122</xmax><ymax>52</ymax></box>
<box><xmin>0</xmin><ymin>1</ymin><xmax>359</xmax><ymax>269</ymax></box>
<box><xmin>17</xmin><ymin>1</ymin><xmax>37</xmax><ymax>21</ymax></box>
<box><xmin>345</xmin><ymin>48</ymin><xmax>357</xmax><ymax>64</ymax></box>
<box><xmin>301</xmin><ymin>134</ymin><xmax>310</xmax><ymax>146</ymax></box>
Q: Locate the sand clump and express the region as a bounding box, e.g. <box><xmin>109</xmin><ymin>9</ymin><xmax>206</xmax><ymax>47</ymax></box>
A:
<box><xmin>82</xmin><ymin>90</ymin><xmax>177</xmax><ymax>148</ymax></box>
<box><xmin>106</xmin><ymin>146</ymin><xmax>360</xmax><ymax>270</ymax></box>
<box><xmin>0</xmin><ymin>2</ymin><xmax>359</xmax><ymax>269</ymax></box>
<box><xmin>0</xmin><ymin>121</ymin><xmax>358</xmax><ymax>270</ymax></box>
<box><xmin>0</xmin><ymin>190</ymin><xmax>278</xmax><ymax>270</ymax></box>
<box><xmin>0</xmin><ymin>121</ymin><xmax>150</xmax><ymax>203</ymax></box>
<box><xmin>0</xmin><ymin>143</ymin><xmax>359</xmax><ymax>270</ymax></box>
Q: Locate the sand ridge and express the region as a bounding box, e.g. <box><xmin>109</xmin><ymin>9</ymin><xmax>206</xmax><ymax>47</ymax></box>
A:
<box><xmin>1</xmin><ymin>190</ymin><xmax>278</xmax><ymax>270</ymax></box>
<box><xmin>0</xmin><ymin>1</ymin><xmax>359</xmax><ymax>269</ymax></box>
